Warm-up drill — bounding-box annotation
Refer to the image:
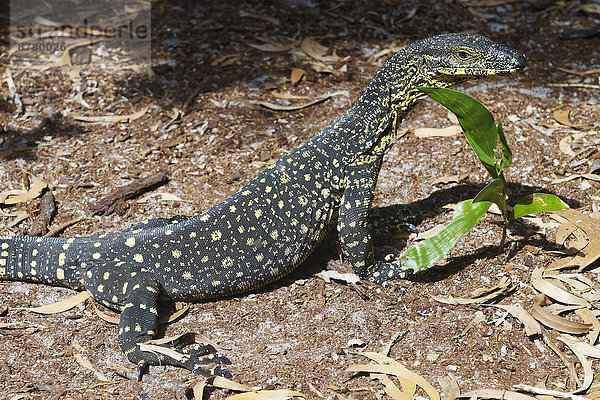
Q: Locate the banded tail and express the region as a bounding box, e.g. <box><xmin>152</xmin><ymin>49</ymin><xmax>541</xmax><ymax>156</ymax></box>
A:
<box><xmin>0</xmin><ymin>236</ymin><xmax>84</xmax><ymax>289</ymax></box>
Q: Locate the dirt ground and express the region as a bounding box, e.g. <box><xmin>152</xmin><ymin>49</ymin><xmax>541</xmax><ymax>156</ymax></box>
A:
<box><xmin>1</xmin><ymin>0</ymin><xmax>600</xmax><ymax>399</ymax></box>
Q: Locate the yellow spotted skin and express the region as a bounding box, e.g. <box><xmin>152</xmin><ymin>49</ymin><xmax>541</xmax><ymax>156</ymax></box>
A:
<box><xmin>0</xmin><ymin>34</ymin><xmax>525</xmax><ymax>379</ymax></box>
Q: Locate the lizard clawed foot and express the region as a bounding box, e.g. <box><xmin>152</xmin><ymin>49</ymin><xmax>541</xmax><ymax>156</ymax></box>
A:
<box><xmin>360</xmin><ymin>256</ymin><xmax>414</xmax><ymax>285</ymax></box>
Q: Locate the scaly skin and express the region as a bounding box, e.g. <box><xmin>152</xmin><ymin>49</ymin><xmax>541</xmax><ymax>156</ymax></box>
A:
<box><xmin>0</xmin><ymin>33</ymin><xmax>526</xmax><ymax>378</ymax></box>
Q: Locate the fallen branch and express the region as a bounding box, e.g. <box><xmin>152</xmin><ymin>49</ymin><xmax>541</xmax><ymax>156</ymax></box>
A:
<box><xmin>90</xmin><ymin>170</ymin><xmax>170</xmax><ymax>215</ymax></box>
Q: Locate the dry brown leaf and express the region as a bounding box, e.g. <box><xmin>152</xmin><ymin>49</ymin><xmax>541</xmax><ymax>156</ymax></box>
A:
<box><xmin>239</xmin><ymin>11</ymin><xmax>280</xmax><ymax>25</ymax></box>
<box><xmin>44</xmin><ymin>215</ymin><xmax>84</xmax><ymax>237</ymax></box>
<box><xmin>193</xmin><ymin>379</ymin><xmax>208</xmax><ymax>400</ymax></box>
<box><xmin>254</xmin><ymin>95</ymin><xmax>330</xmax><ymax>111</ymax></box>
<box><xmin>347</xmin><ymin>363</ymin><xmax>439</xmax><ymax>400</ymax></box>
<box><xmin>300</xmin><ymin>37</ymin><xmax>340</xmax><ymax>63</ymax></box>
<box><xmin>530</xmin><ymin>267</ymin><xmax>589</xmax><ymax>305</ymax></box>
<box><xmin>207</xmin><ymin>376</ymin><xmax>255</xmax><ymax>392</ymax></box>
<box><xmin>211</xmin><ymin>54</ymin><xmax>239</xmax><ymax>67</ymax></box>
<box><xmin>138</xmin><ymin>343</ymin><xmax>185</xmax><ymax>361</ymax></box>
<box><xmin>290</xmin><ymin>68</ymin><xmax>305</xmax><ymax>85</ymax></box>
<box><xmin>206</xmin><ymin>375</ymin><xmax>305</xmax><ymax>399</ymax></box>
<box><xmin>348</xmin><ymin>352</ymin><xmax>439</xmax><ymax>400</ymax></box>
<box><xmin>246</xmin><ymin>38</ymin><xmax>300</xmax><ymax>52</ymax></box>
<box><xmin>581</xmin><ymin>3</ymin><xmax>600</xmax><ymax>15</ymax></box>
<box><xmin>492</xmin><ymin>304</ymin><xmax>542</xmax><ymax>337</ymax></box>
<box><xmin>371</xmin><ymin>373</ymin><xmax>412</xmax><ymax>400</ymax></box>
<box><xmin>19</xmin><ymin>291</ymin><xmax>90</xmax><ymax>314</ymax></box>
<box><xmin>3</xmin><ymin>175</ymin><xmax>47</xmax><ymax>205</ymax></box>
<box><xmin>413</xmin><ymin>125</ymin><xmax>462</xmax><ymax>138</ymax></box>
<box><xmin>550</xmin><ymin>210</ymin><xmax>600</xmax><ymax>271</ymax></box>
<box><xmin>438</xmin><ymin>373</ymin><xmax>460</xmax><ymax>400</ymax></box>
<box><xmin>456</xmin><ymin>389</ymin><xmax>537</xmax><ymax>400</ymax></box>
<box><xmin>575</xmin><ymin>308</ymin><xmax>600</xmax><ymax>344</ymax></box>
<box><xmin>158</xmin><ymin>304</ymin><xmax>190</xmax><ymax>324</ymax></box>
<box><xmin>226</xmin><ymin>390</ymin><xmax>305</xmax><ymax>400</ymax></box>
<box><xmin>40</xmin><ymin>39</ymin><xmax>100</xmax><ymax>68</ymax></box>
<box><xmin>74</xmin><ymin>353</ymin><xmax>110</xmax><ymax>382</ymax></box>
<box><xmin>531</xmin><ymin>294</ymin><xmax>592</xmax><ymax>334</ymax></box>
<box><xmin>552</xmin><ymin>173</ymin><xmax>600</xmax><ymax>184</ymax></box>
<box><xmin>354</xmin><ymin>352</ymin><xmax>416</xmax><ymax>398</ymax></box>
<box><xmin>553</xmin><ymin>108</ymin><xmax>582</xmax><ymax>128</ymax></box>
<box><xmin>270</xmin><ymin>92</ymin><xmax>310</xmax><ymax>100</ymax></box>
<box><xmin>72</xmin><ymin>105</ymin><xmax>150</xmax><ymax>123</ymax></box>
<box><xmin>513</xmin><ymin>384</ymin><xmax>593</xmax><ymax>400</ymax></box>
<box><xmin>458</xmin><ymin>311</ymin><xmax>486</xmax><ymax>337</ymax></box>
<box><xmin>558</xmin><ymin>135</ymin><xmax>577</xmax><ymax>157</ymax></box>
<box><xmin>91</xmin><ymin>301</ymin><xmax>120</xmax><ymax>324</ymax></box>
<box><xmin>428</xmin><ymin>277</ymin><xmax>514</xmax><ymax>305</ymax></box>
<box><xmin>557</xmin><ymin>334</ymin><xmax>597</xmax><ymax>393</ymax></box>
<box><xmin>146</xmin><ymin>330</ymin><xmax>229</xmax><ymax>350</ymax></box>
<box><xmin>557</xmin><ymin>67</ymin><xmax>600</xmax><ymax>76</ymax></box>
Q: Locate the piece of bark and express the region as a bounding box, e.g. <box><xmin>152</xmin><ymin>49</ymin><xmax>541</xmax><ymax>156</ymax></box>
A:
<box><xmin>27</xmin><ymin>189</ymin><xmax>57</xmax><ymax>236</ymax></box>
<box><xmin>90</xmin><ymin>170</ymin><xmax>169</xmax><ymax>216</ymax></box>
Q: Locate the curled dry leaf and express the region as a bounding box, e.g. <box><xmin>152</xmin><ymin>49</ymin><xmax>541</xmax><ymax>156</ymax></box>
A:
<box><xmin>74</xmin><ymin>353</ymin><xmax>110</xmax><ymax>382</ymax></box>
<box><xmin>146</xmin><ymin>330</ymin><xmax>229</xmax><ymax>350</ymax></box>
<box><xmin>347</xmin><ymin>351</ymin><xmax>439</xmax><ymax>400</ymax></box>
<box><xmin>531</xmin><ymin>294</ymin><xmax>592</xmax><ymax>334</ymax></box>
<box><xmin>18</xmin><ymin>291</ymin><xmax>91</xmax><ymax>314</ymax></box>
<box><xmin>2</xmin><ymin>175</ymin><xmax>47</xmax><ymax>205</ymax></box>
<box><xmin>552</xmin><ymin>174</ymin><xmax>600</xmax><ymax>184</ymax></box>
<box><xmin>300</xmin><ymin>37</ymin><xmax>340</xmax><ymax>63</ymax></box>
<box><xmin>290</xmin><ymin>68</ymin><xmax>305</xmax><ymax>85</ymax></box>
<box><xmin>513</xmin><ymin>384</ymin><xmax>593</xmax><ymax>400</ymax></box>
<box><xmin>225</xmin><ymin>390</ymin><xmax>306</xmax><ymax>399</ymax></box>
<box><xmin>492</xmin><ymin>304</ymin><xmax>542</xmax><ymax>337</ymax></box>
<box><xmin>438</xmin><ymin>373</ymin><xmax>460</xmax><ymax>400</ymax></box>
<box><xmin>557</xmin><ymin>334</ymin><xmax>598</xmax><ymax>393</ymax></box>
<box><xmin>575</xmin><ymin>308</ymin><xmax>600</xmax><ymax>344</ymax></box>
<box><xmin>549</xmin><ymin>209</ymin><xmax>600</xmax><ymax>271</ymax></box>
<box><xmin>254</xmin><ymin>95</ymin><xmax>330</xmax><ymax>111</ymax></box>
<box><xmin>413</xmin><ymin>125</ymin><xmax>462</xmax><ymax>138</ymax></box>
<box><xmin>204</xmin><ymin>376</ymin><xmax>305</xmax><ymax>400</ymax></box>
<box><xmin>553</xmin><ymin>108</ymin><xmax>584</xmax><ymax>129</ymax></box>
<box><xmin>530</xmin><ymin>267</ymin><xmax>589</xmax><ymax>305</ymax></box>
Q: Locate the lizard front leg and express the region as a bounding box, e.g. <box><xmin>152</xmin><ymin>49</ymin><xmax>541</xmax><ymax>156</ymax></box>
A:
<box><xmin>337</xmin><ymin>157</ymin><xmax>411</xmax><ymax>284</ymax></box>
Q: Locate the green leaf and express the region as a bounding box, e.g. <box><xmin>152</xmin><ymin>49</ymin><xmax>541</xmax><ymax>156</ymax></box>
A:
<box><xmin>497</xmin><ymin>120</ymin><xmax>512</xmax><ymax>171</ymax></box>
<box><xmin>473</xmin><ymin>177</ymin><xmax>507</xmax><ymax>216</ymax></box>
<box><xmin>400</xmin><ymin>199</ymin><xmax>492</xmax><ymax>270</ymax></box>
<box><xmin>512</xmin><ymin>193</ymin><xmax>569</xmax><ymax>220</ymax></box>
<box><xmin>419</xmin><ymin>87</ymin><xmax>499</xmax><ymax>178</ymax></box>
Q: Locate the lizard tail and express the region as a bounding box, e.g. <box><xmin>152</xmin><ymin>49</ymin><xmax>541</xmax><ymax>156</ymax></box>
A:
<box><xmin>0</xmin><ymin>235</ymin><xmax>83</xmax><ymax>289</ymax></box>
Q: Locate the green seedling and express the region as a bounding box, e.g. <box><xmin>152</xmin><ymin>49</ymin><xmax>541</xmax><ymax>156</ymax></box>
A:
<box><xmin>400</xmin><ymin>87</ymin><xmax>568</xmax><ymax>270</ymax></box>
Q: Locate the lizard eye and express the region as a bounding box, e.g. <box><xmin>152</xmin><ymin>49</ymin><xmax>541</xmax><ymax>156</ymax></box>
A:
<box><xmin>456</xmin><ymin>50</ymin><xmax>470</xmax><ymax>60</ymax></box>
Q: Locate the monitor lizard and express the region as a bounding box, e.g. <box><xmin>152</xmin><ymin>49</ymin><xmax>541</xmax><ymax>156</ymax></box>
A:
<box><xmin>0</xmin><ymin>33</ymin><xmax>526</xmax><ymax>379</ymax></box>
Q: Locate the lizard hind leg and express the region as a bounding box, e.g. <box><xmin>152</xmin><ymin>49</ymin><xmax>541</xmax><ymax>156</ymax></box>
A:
<box><xmin>92</xmin><ymin>264</ymin><xmax>231</xmax><ymax>379</ymax></box>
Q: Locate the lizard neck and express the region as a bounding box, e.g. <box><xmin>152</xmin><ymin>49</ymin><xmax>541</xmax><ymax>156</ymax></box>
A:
<box><xmin>309</xmin><ymin>51</ymin><xmax>428</xmax><ymax>163</ymax></box>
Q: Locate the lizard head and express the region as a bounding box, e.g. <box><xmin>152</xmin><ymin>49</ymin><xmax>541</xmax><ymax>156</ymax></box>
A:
<box><xmin>421</xmin><ymin>33</ymin><xmax>526</xmax><ymax>84</ymax></box>
<box><xmin>391</xmin><ymin>33</ymin><xmax>527</xmax><ymax>89</ymax></box>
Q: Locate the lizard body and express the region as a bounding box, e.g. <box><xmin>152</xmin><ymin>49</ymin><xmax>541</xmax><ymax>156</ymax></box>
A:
<box><xmin>0</xmin><ymin>33</ymin><xmax>526</xmax><ymax>378</ymax></box>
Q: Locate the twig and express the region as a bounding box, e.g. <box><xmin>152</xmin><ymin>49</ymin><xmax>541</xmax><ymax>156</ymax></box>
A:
<box><xmin>90</xmin><ymin>170</ymin><xmax>170</xmax><ymax>215</ymax></box>
<box><xmin>27</xmin><ymin>189</ymin><xmax>56</xmax><ymax>236</ymax></box>
<box><xmin>548</xmin><ymin>83</ymin><xmax>600</xmax><ymax>89</ymax></box>
<box><xmin>44</xmin><ymin>215</ymin><xmax>84</xmax><ymax>237</ymax></box>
